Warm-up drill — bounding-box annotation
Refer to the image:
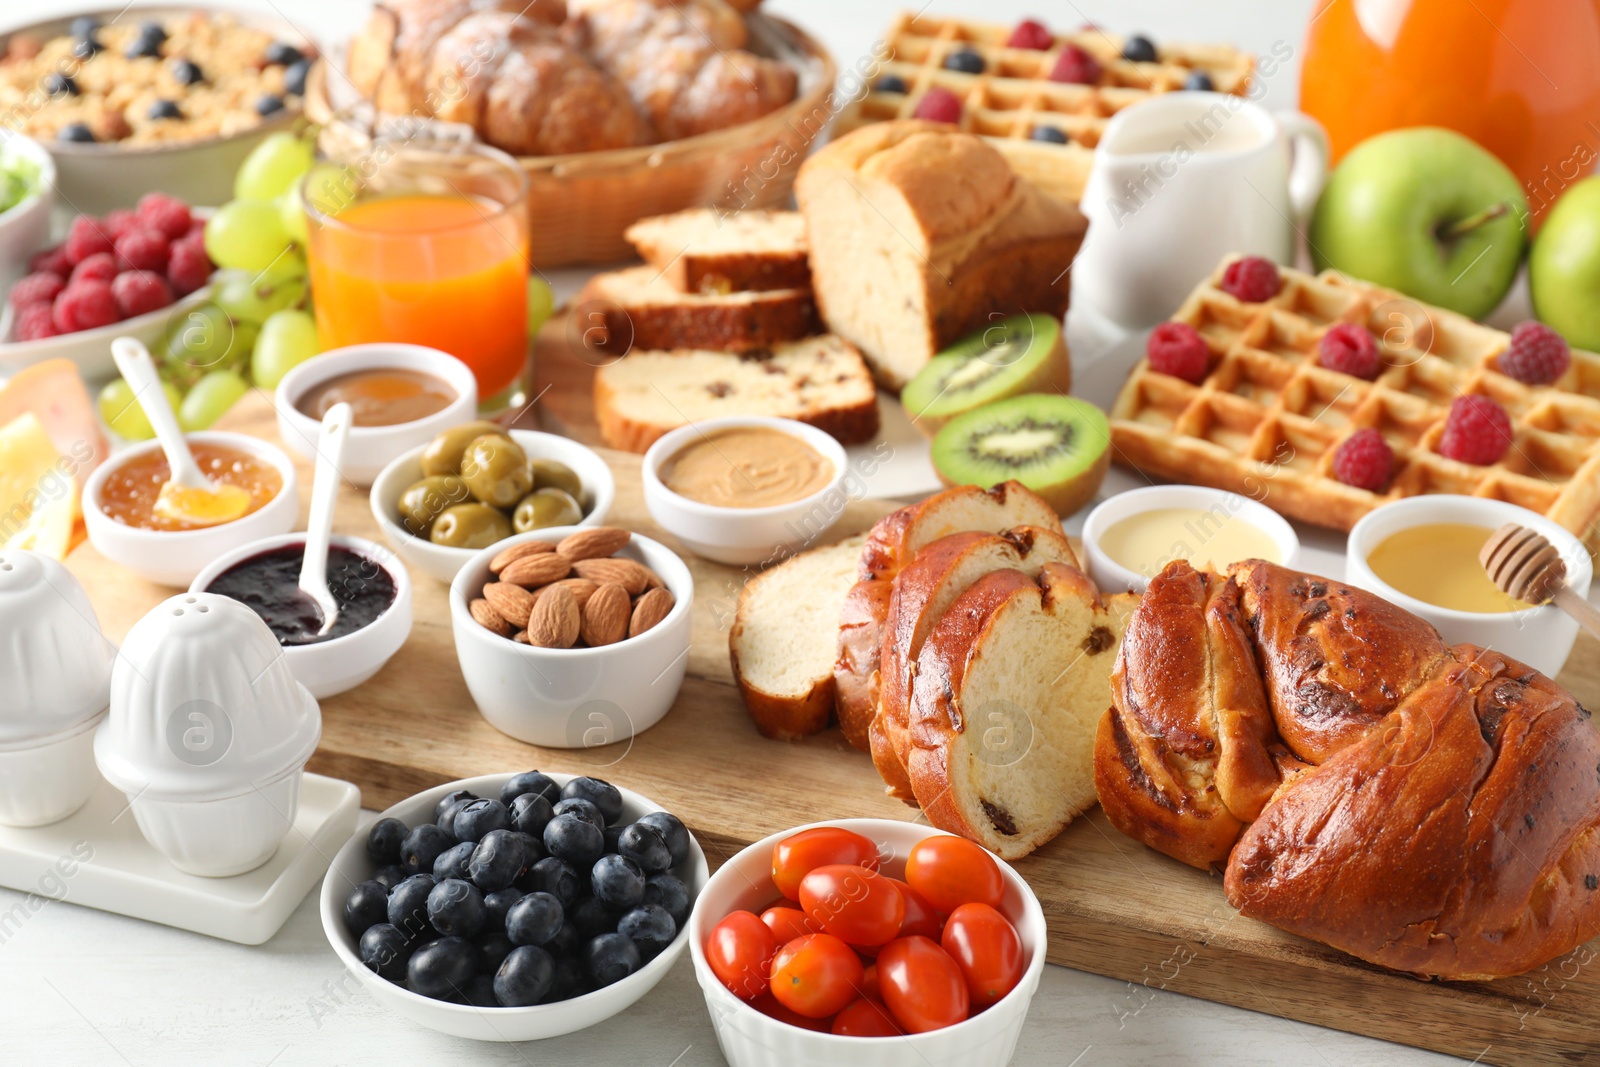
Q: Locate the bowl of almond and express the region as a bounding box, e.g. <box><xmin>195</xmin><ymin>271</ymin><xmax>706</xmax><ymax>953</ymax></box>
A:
<box><xmin>449</xmin><ymin>526</ymin><xmax>693</xmax><ymax>748</ymax></box>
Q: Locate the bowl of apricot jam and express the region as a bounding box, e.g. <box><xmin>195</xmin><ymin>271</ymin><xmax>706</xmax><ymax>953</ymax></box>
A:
<box><xmin>82</xmin><ymin>432</ymin><xmax>298</xmax><ymax>587</ymax></box>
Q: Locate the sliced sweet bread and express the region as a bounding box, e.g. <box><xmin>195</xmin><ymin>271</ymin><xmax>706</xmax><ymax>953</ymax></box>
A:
<box><xmin>577</xmin><ymin>265</ymin><xmax>819</xmax><ymax>353</ymax></box>
<box><xmin>906</xmin><ymin>563</ymin><xmax>1138</xmax><ymax>859</ymax></box>
<box><xmin>731</xmin><ymin>535</ymin><xmax>866</xmax><ymax>740</ymax></box>
<box><xmin>833</xmin><ymin>482</ymin><xmax>1061</xmax><ymax>752</ymax></box>
<box><xmin>871</xmin><ymin>526</ymin><xmax>1080</xmax><ymax>803</ymax></box>
<box><xmin>624</xmin><ymin>209</ymin><xmax>810</xmax><ymax>294</ymax></box>
<box><xmin>592</xmin><ymin>335</ymin><xmax>880</xmax><ymax>452</ymax></box>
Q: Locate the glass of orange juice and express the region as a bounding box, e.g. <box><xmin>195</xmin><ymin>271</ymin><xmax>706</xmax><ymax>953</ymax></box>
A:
<box><xmin>303</xmin><ymin>131</ymin><xmax>530</xmax><ymax>414</ymax></box>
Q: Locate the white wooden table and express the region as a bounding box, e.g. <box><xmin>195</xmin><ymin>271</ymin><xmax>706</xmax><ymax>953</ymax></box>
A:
<box><xmin>0</xmin><ymin>1</ymin><xmax>1470</xmax><ymax>1063</ymax></box>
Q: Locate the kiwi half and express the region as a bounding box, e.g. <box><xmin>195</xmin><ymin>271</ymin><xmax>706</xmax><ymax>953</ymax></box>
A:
<box><xmin>930</xmin><ymin>393</ymin><xmax>1110</xmax><ymax>516</ymax></box>
<box><xmin>901</xmin><ymin>313</ymin><xmax>1072</xmax><ymax>437</ymax></box>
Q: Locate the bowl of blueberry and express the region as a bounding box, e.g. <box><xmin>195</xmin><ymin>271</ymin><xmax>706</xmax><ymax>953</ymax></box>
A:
<box><xmin>319</xmin><ymin>769</ymin><xmax>706</xmax><ymax>1042</ymax></box>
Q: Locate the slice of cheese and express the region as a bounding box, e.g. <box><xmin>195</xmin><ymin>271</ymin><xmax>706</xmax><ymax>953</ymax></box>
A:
<box><xmin>0</xmin><ymin>413</ymin><xmax>78</xmax><ymax>559</ymax></box>
<box><xmin>0</xmin><ymin>358</ymin><xmax>107</xmax><ymax>486</ymax></box>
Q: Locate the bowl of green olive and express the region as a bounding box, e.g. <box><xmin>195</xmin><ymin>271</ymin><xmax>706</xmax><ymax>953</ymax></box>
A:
<box><xmin>369</xmin><ymin>422</ymin><xmax>616</xmax><ymax>584</ymax></box>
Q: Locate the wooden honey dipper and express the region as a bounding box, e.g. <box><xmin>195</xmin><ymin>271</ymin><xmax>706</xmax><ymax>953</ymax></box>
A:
<box><xmin>1479</xmin><ymin>523</ymin><xmax>1600</xmax><ymax>639</ymax></box>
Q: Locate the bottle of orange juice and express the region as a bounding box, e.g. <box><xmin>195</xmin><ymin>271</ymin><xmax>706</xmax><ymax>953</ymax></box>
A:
<box><xmin>1300</xmin><ymin>0</ymin><xmax>1600</xmax><ymax>220</ymax></box>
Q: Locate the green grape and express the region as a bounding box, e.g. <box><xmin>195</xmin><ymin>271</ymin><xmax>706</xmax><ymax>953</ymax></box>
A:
<box><xmin>216</xmin><ymin>274</ymin><xmax>307</xmax><ymax>325</ymax></box>
<box><xmin>253</xmin><ymin>309</ymin><xmax>320</xmax><ymax>389</ymax></box>
<box><xmin>98</xmin><ymin>378</ymin><xmax>181</xmax><ymax>441</ymax></box>
<box><xmin>160</xmin><ymin>302</ymin><xmax>238</xmax><ymax>376</ymax></box>
<box><xmin>234</xmin><ymin>132</ymin><xmax>314</xmax><ymax>202</ymax></box>
<box><xmin>204</xmin><ymin>200</ymin><xmax>292</xmax><ymax>273</ymax></box>
<box><xmin>256</xmin><ymin>249</ymin><xmax>308</xmax><ymax>288</ymax></box>
<box><xmin>178</xmin><ymin>370</ymin><xmax>250</xmax><ymax>431</ymax></box>
<box><xmin>279</xmin><ymin>189</ymin><xmax>309</xmax><ymax>245</ymax></box>
<box><xmin>528</xmin><ymin>275</ymin><xmax>556</xmax><ymax>336</ymax></box>
<box><xmin>300</xmin><ymin>162</ymin><xmax>359</xmax><ymax>221</ymax></box>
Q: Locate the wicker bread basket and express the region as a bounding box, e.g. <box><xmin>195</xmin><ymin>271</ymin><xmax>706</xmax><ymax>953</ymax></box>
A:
<box><xmin>305</xmin><ymin>14</ymin><xmax>836</xmax><ymax>267</ymax></box>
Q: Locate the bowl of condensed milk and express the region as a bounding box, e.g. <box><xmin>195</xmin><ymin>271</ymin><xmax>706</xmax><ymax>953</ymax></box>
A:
<box><xmin>1082</xmin><ymin>485</ymin><xmax>1300</xmax><ymax>594</ymax></box>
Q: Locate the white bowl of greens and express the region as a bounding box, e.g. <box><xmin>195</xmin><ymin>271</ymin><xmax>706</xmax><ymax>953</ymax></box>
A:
<box><xmin>0</xmin><ymin>134</ymin><xmax>53</xmax><ymax>289</ymax></box>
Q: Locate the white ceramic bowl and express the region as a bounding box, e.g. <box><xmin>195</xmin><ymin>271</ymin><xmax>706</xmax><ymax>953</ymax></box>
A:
<box><xmin>450</xmin><ymin>528</ymin><xmax>692</xmax><ymax>747</ymax></box>
<box><xmin>642</xmin><ymin>416</ymin><xmax>849</xmax><ymax>566</ymax></box>
<box><xmin>0</xmin><ymin>134</ymin><xmax>54</xmax><ymax>289</ymax></box>
<box><xmin>274</xmin><ymin>344</ymin><xmax>479</xmax><ymax>487</ymax></box>
<box><xmin>688</xmin><ymin>818</ymin><xmax>1048</xmax><ymax>1067</ymax></box>
<box><xmin>1081</xmin><ymin>484</ymin><xmax>1301</xmax><ymax>594</ymax></box>
<box><xmin>1347</xmin><ymin>496</ymin><xmax>1593</xmax><ymax>679</ymax></box>
<box><xmin>370</xmin><ymin>430</ymin><xmax>615</xmax><ymax>585</ymax></box>
<box><xmin>82</xmin><ymin>431</ymin><xmax>299</xmax><ymax>587</ymax></box>
<box><xmin>0</xmin><ymin>280</ymin><xmax>216</xmax><ymax>381</ymax></box>
<box><xmin>189</xmin><ymin>532</ymin><xmax>413</xmax><ymax>700</ymax></box>
<box><xmin>319</xmin><ymin>771</ymin><xmax>709</xmax><ymax>1042</ymax></box>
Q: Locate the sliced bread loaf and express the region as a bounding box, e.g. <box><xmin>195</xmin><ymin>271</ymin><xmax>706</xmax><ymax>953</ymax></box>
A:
<box><xmin>578</xmin><ymin>265</ymin><xmax>819</xmax><ymax>353</ymax></box>
<box><xmin>624</xmin><ymin>209</ymin><xmax>811</xmax><ymax>294</ymax></box>
<box><xmin>795</xmin><ymin>120</ymin><xmax>1086</xmax><ymax>389</ymax></box>
<box><xmin>731</xmin><ymin>535</ymin><xmax>866</xmax><ymax>740</ymax></box>
<box><xmin>592</xmin><ymin>335</ymin><xmax>880</xmax><ymax>452</ymax></box>
<box><xmin>871</xmin><ymin>526</ymin><xmax>1080</xmax><ymax>803</ymax></box>
<box><xmin>833</xmin><ymin>482</ymin><xmax>1062</xmax><ymax>752</ymax></box>
<box><xmin>906</xmin><ymin>563</ymin><xmax>1138</xmax><ymax>859</ymax></box>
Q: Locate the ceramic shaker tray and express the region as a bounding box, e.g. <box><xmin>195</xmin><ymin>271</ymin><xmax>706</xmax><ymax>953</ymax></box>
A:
<box><xmin>0</xmin><ymin>773</ymin><xmax>358</xmax><ymax>945</ymax></box>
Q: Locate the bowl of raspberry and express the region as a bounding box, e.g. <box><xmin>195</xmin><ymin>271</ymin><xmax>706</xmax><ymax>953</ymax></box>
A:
<box><xmin>0</xmin><ymin>194</ymin><xmax>217</xmax><ymax>380</ymax></box>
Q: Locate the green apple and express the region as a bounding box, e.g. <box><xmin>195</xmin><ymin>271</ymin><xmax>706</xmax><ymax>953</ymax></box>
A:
<box><xmin>1309</xmin><ymin>127</ymin><xmax>1529</xmax><ymax>320</ymax></box>
<box><xmin>1530</xmin><ymin>176</ymin><xmax>1600</xmax><ymax>350</ymax></box>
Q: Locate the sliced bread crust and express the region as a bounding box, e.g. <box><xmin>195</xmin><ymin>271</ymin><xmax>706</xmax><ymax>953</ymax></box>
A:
<box><xmin>871</xmin><ymin>526</ymin><xmax>1081</xmax><ymax>803</ymax></box>
<box><xmin>833</xmin><ymin>482</ymin><xmax>1063</xmax><ymax>754</ymax></box>
<box><xmin>731</xmin><ymin>535</ymin><xmax>866</xmax><ymax>740</ymax></box>
<box><xmin>592</xmin><ymin>335</ymin><xmax>880</xmax><ymax>453</ymax></box>
<box><xmin>906</xmin><ymin>563</ymin><xmax>1137</xmax><ymax>858</ymax></box>
<box><xmin>578</xmin><ymin>265</ymin><xmax>819</xmax><ymax>353</ymax></box>
<box><xmin>624</xmin><ymin>209</ymin><xmax>811</xmax><ymax>294</ymax></box>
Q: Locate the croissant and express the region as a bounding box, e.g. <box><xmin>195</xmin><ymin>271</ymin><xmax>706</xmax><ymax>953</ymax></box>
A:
<box><xmin>1095</xmin><ymin>558</ymin><xmax>1600</xmax><ymax>980</ymax></box>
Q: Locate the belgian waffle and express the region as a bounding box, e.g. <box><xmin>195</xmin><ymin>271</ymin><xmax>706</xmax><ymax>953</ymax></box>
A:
<box><xmin>834</xmin><ymin>12</ymin><xmax>1255</xmax><ymax>203</ymax></box>
<box><xmin>1109</xmin><ymin>260</ymin><xmax>1600</xmax><ymax>540</ymax></box>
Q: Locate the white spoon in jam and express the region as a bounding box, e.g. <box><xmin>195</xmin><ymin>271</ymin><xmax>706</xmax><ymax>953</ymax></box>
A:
<box><xmin>298</xmin><ymin>402</ymin><xmax>352</xmax><ymax>637</ymax></box>
<box><xmin>110</xmin><ymin>337</ymin><xmax>251</xmax><ymax>527</ymax></box>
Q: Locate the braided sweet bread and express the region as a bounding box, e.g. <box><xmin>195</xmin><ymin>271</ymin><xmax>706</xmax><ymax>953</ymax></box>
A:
<box><xmin>1096</xmin><ymin>559</ymin><xmax>1600</xmax><ymax>980</ymax></box>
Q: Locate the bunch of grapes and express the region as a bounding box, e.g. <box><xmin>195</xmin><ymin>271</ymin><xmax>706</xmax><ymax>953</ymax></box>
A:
<box><xmin>98</xmin><ymin>131</ymin><xmax>324</xmax><ymax>440</ymax></box>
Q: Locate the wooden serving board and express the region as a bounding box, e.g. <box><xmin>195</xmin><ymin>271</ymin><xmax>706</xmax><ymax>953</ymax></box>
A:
<box><xmin>65</xmin><ymin>384</ymin><xmax>1600</xmax><ymax>1067</ymax></box>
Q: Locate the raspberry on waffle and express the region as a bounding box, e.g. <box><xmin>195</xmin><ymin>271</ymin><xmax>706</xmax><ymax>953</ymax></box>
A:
<box><xmin>835</xmin><ymin>13</ymin><xmax>1255</xmax><ymax>204</ymax></box>
<box><xmin>1109</xmin><ymin>255</ymin><xmax>1600</xmax><ymax>543</ymax></box>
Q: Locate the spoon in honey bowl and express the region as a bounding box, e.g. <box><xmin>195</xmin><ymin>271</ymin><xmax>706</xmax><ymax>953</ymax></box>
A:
<box><xmin>110</xmin><ymin>337</ymin><xmax>252</xmax><ymax>528</ymax></box>
<box><xmin>1480</xmin><ymin>523</ymin><xmax>1600</xmax><ymax>641</ymax></box>
<box><xmin>299</xmin><ymin>402</ymin><xmax>353</xmax><ymax>637</ymax></box>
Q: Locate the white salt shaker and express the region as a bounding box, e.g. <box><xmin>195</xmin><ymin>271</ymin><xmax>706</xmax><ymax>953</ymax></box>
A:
<box><xmin>95</xmin><ymin>592</ymin><xmax>321</xmax><ymax>877</ymax></box>
<box><xmin>0</xmin><ymin>550</ymin><xmax>116</xmax><ymax>826</ymax></box>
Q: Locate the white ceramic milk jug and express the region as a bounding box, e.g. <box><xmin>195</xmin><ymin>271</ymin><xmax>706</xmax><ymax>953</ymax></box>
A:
<box><xmin>1076</xmin><ymin>91</ymin><xmax>1328</xmax><ymax>327</ymax></box>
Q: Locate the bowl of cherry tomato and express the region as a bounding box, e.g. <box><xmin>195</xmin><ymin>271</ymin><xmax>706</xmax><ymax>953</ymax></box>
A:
<box><xmin>688</xmin><ymin>820</ymin><xmax>1045</xmax><ymax>1067</ymax></box>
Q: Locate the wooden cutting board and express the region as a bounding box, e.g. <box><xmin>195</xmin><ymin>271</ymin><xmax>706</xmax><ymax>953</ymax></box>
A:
<box><xmin>64</xmin><ymin>382</ymin><xmax>1600</xmax><ymax>1067</ymax></box>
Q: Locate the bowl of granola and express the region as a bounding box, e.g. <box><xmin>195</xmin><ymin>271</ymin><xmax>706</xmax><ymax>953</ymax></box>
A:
<box><xmin>0</xmin><ymin>6</ymin><xmax>315</xmax><ymax>213</ymax></box>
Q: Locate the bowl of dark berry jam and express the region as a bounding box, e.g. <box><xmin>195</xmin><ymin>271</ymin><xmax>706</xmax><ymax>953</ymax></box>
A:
<box><xmin>190</xmin><ymin>533</ymin><xmax>412</xmax><ymax>699</ymax></box>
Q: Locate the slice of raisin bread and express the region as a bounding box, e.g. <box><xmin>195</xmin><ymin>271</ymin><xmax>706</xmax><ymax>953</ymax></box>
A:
<box><xmin>592</xmin><ymin>335</ymin><xmax>880</xmax><ymax>452</ymax></box>
<box><xmin>872</xmin><ymin>526</ymin><xmax>1080</xmax><ymax>803</ymax></box>
<box><xmin>625</xmin><ymin>209</ymin><xmax>810</xmax><ymax>294</ymax></box>
<box><xmin>730</xmin><ymin>535</ymin><xmax>866</xmax><ymax>740</ymax></box>
<box><xmin>578</xmin><ymin>265</ymin><xmax>818</xmax><ymax>353</ymax></box>
<box><xmin>834</xmin><ymin>483</ymin><xmax>1061</xmax><ymax>757</ymax></box>
<box><xmin>906</xmin><ymin>563</ymin><xmax>1138</xmax><ymax>859</ymax></box>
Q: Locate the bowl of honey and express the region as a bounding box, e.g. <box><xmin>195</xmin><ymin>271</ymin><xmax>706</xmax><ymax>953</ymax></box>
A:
<box><xmin>274</xmin><ymin>344</ymin><xmax>479</xmax><ymax>487</ymax></box>
<box><xmin>82</xmin><ymin>432</ymin><xmax>298</xmax><ymax>587</ymax></box>
<box><xmin>1347</xmin><ymin>496</ymin><xmax>1593</xmax><ymax>679</ymax></box>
